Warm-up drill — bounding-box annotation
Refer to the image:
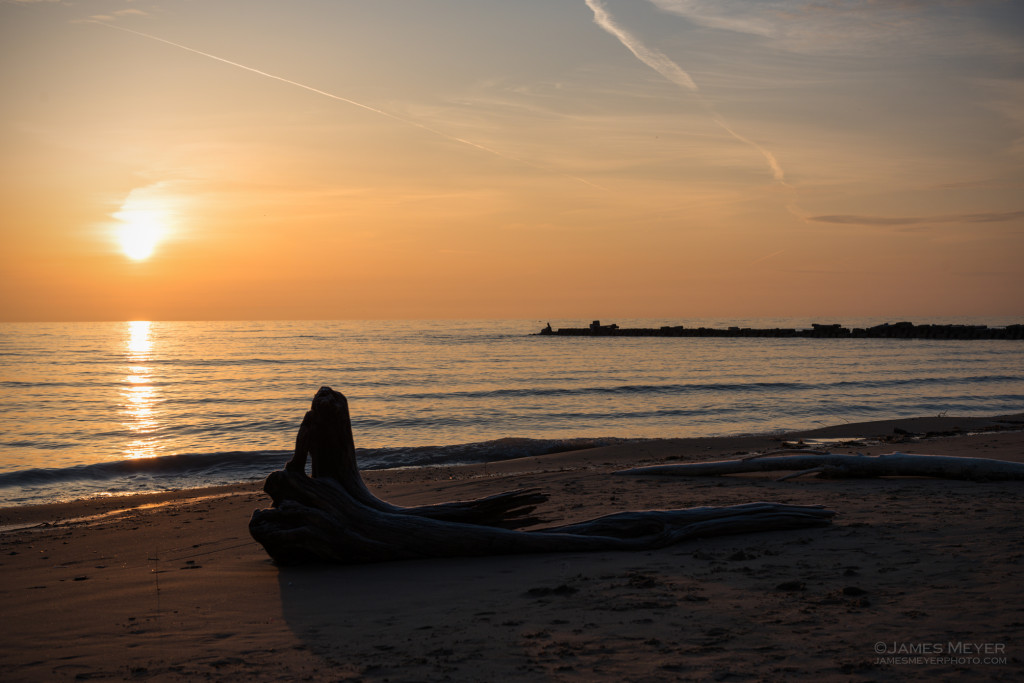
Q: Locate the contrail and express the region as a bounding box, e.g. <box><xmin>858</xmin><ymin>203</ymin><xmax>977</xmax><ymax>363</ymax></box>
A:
<box><xmin>710</xmin><ymin>115</ymin><xmax>786</xmax><ymax>183</ymax></box>
<box><xmin>585</xmin><ymin>0</ymin><xmax>697</xmax><ymax>91</ymax></box>
<box><xmin>584</xmin><ymin>0</ymin><xmax>786</xmax><ymax>184</ymax></box>
<box><xmin>750</xmin><ymin>248</ymin><xmax>786</xmax><ymax>266</ymax></box>
<box><xmin>91</xmin><ymin>20</ymin><xmax>605</xmax><ymax>191</ymax></box>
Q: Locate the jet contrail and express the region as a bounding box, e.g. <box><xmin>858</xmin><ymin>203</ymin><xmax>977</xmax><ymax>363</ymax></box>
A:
<box><xmin>710</xmin><ymin>115</ymin><xmax>786</xmax><ymax>183</ymax></box>
<box><xmin>91</xmin><ymin>20</ymin><xmax>605</xmax><ymax>191</ymax></box>
<box><xmin>584</xmin><ymin>0</ymin><xmax>786</xmax><ymax>184</ymax></box>
<box><xmin>585</xmin><ymin>0</ymin><xmax>697</xmax><ymax>92</ymax></box>
<box><xmin>750</xmin><ymin>248</ymin><xmax>786</xmax><ymax>266</ymax></box>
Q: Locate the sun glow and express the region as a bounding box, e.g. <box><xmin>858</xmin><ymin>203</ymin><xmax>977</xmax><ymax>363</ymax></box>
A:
<box><xmin>113</xmin><ymin>187</ymin><xmax>180</xmax><ymax>261</ymax></box>
<box><xmin>116</xmin><ymin>207</ymin><xmax>165</xmax><ymax>260</ymax></box>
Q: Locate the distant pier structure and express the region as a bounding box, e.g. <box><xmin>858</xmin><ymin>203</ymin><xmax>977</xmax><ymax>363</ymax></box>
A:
<box><xmin>538</xmin><ymin>320</ymin><xmax>1024</xmax><ymax>340</ymax></box>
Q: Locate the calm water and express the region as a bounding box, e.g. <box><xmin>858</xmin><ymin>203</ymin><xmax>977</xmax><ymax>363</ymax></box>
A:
<box><xmin>1</xmin><ymin>318</ymin><xmax>1021</xmax><ymax>505</ymax></box>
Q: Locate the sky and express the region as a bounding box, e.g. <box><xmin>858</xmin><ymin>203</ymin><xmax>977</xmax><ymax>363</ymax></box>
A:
<box><xmin>2</xmin><ymin>0</ymin><xmax>1022</xmax><ymax>321</ymax></box>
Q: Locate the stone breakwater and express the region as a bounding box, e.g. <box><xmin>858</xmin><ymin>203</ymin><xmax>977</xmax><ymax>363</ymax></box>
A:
<box><xmin>539</xmin><ymin>321</ymin><xmax>1024</xmax><ymax>340</ymax></box>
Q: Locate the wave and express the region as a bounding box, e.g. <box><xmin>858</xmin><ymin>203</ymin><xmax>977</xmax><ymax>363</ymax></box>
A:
<box><xmin>4</xmin><ymin>374</ymin><xmax>1018</xmax><ymax>403</ymax></box>
<box><xmin>0</xmin><ymin>449</ymin><xmax>290</xmax><ymax>489</ymax></box>
<box><xmin>358</xmin><ymin>437</ymin><xmax>635</xmax><ymax>470</ymax></box>
<box><xmin>0</xmin><ymin>437</ymin><xmax>633</xmax><ymax>493</ymax></box>
<box><xmin>387</xmin><ymin>375</ymin><xmax>1022</xmax><ymax>401</ymax></box>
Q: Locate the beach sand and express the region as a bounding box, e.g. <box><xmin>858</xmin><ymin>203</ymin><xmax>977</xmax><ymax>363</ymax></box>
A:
<box><xmin>1</xmin><ymin>414</ymin><xmax>1022</xmax><ymax>681</ymax></box>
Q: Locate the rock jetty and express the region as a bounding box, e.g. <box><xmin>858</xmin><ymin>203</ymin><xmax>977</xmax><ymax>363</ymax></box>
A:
<box><xmin>538</xmin><ymin>320</ymin><xmax>1023</xmax><ymax>340</ymax></box>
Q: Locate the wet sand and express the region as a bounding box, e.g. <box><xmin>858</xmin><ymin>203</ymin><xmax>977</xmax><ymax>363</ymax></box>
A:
<box><xmin>1</xmin><ymin>414</ymin><xmax>1022</xmax><ymax>681</ymax></box>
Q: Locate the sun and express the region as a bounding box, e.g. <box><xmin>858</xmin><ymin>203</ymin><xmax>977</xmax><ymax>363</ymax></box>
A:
<box><xmin>116</xmin><ymin>208</ymin><xmax>165</xmax><ymax>260</ymax></box>
<box><xmin>114</xmin><ymin>190</ymin><xmax>173</xmax><ymax>261</ymax></box>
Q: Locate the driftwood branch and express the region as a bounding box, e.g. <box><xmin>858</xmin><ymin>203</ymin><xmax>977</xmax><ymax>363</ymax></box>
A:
<box><xmin>280</xmin><ymin>385</ymin><xmax>546</xmax><ymax>528</ymax></box>
<box><xmin>250</xmin><ymin>468</ymin><xmax>835</xmax><ymax>564</ymax></box>
<box><xmin>249</xmin><ymin>387</ymin><xmax>836</xmax><ymax>565</ymax></box>
<box><xmin>617</xmin><ymin>451</ymin><xmax>1024</xmax><ymax>482</ymax></box>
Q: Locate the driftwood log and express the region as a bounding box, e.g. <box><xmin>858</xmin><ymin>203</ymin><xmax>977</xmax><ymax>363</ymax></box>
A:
<box><xmin>617</xmin><ymin>450</ymin><xmax>1024</xmax><ymax>482</ymax></box>
<box><xmin>281</xmin><ymin>385</ymin><xmax>546</xmax><ymax>528</ymax></box>
<box><xmin>249</xmin><ymin>387</ymin><xmax>836</xmax><ymax>565</ymax></box>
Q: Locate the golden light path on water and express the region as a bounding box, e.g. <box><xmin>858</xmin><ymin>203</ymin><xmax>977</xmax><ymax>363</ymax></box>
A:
<box><xmin>122</xmin><ymin>320</ymin><xmax>159</xmax><ymax>459</ymax></box>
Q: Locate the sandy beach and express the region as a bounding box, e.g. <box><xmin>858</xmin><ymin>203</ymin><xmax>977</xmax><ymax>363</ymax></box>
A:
<box><xmin>1</xmin><ymin>414</ymin><xmax>1022</xmax><ymax>682</ymax></box>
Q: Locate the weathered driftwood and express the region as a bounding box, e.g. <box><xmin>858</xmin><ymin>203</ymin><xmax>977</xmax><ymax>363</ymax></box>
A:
<box><xmin>249</xmin><ymin>387</ymin><xmax>835</xmax><ymax>565</ymax></box>
<box><xmin>280</xmin><ymin>386</ymin><xmax>546</xmax><ymax>528</ymax></box>
<box><xmin>617</xmin><ymin>450</ymin><xmax>1024</xmax><ymax>482</ymax></box>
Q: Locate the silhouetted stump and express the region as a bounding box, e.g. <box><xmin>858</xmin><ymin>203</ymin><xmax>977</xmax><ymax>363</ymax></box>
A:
<box><xmin>617</xmin><ymin>450</ymin><xmax>1024</xmax><ymax>482</ymax></box>
<box><xmin>249</xmin><ymin>387</ymin><xmax>836</xmax><ymax>565</ymax></box>
<box><xmin>278</xmin><ymin>386</ymin><xmax>545</xmax><ymax>528</ymax></box>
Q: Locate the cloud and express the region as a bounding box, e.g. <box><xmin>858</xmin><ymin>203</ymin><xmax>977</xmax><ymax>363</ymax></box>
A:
<box><xmin>646</xmin><ymin>0</ymin><xmax>1020</xmax><ymax>56</ymax></box>
<box><xmin>975</xmin><ymin>78</ymin><xmax>1024</xmax><ymax>159</ymax></box>
<box><xmin>810</xmin><ymin>210</ymin><xmax>1024</xmax><ymax>226</ymax></box>
<box><xmin>83</xmin><ymin>8</ymin><xmax>148</xmax><ymax>22</ymax></box>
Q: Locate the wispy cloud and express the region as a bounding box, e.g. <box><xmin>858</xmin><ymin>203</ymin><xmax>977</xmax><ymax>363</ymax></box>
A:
<box><xmin>89</xmin><ymin>9</ymin><xmax>147</xmax><ymax>22</ymax></box>
<box><xmin>647</xmin><ymin>0</ymin><xmax>1021</xmax><ymax>56</ymax></box>
<box><xmin>810</xmin><ymin>210</ymin><xmax>1024</xmax><ymax>226</ymax></box>
<box><xmin>976</xmin><ymin>78</ymin><xmax>1024</xmax><ymax>159</ymax></box>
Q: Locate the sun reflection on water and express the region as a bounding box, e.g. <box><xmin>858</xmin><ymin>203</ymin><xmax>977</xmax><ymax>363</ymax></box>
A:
<box><xmin>127</xmin><ymin>320</ymin><xmax>152</xmax><ymax>357</ymax></box>
<box><xmin>122</xmin><ymin>321</ymin><xmax>159</xmax><ymax>459</ymax></box>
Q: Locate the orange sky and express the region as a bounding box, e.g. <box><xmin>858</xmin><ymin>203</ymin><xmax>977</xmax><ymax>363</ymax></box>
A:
<box><xmin>2</xmin><ymin>1</ymin><xmax>1022</xmax><ymax>321</ymax></box>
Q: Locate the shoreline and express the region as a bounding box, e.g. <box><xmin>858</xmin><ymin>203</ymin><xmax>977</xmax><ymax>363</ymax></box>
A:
<box><xmin>2</xmin><ymin>412</ymin><xmax>1021</xmax><ymax>529</ymax></box>
<box><xmin>1</xmin><ymin>412</ymin><xmax>1022</xmax><ymax>680</ymax></box>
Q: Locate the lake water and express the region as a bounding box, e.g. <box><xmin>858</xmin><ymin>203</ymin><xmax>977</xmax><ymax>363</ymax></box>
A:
<box><xmin>1</xmin><ymin>318</ymin><xmax>1021</xmax><ymax>505</ymax></box>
